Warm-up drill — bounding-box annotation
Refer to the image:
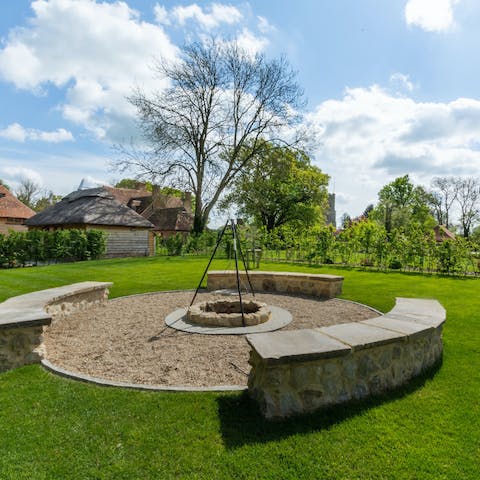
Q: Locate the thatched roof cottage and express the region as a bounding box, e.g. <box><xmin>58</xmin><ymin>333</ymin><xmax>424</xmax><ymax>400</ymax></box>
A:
<box><xmin>26</xmin><ymin>187</ymin><xmax>155</xmax><ymax>258</ymax></box>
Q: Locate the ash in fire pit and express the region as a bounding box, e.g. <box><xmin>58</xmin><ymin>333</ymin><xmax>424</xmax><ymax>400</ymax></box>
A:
<box><xmin>187</xmin><ymin>299</ymin><xmax>271</xmax><ymax>327</ymax></box>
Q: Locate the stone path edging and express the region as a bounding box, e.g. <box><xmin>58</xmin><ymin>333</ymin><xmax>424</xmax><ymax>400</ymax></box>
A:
<box><xmin>41</xmin><ymin>358</ymin><xmax>246</xmax><ymax>392</ymax></box>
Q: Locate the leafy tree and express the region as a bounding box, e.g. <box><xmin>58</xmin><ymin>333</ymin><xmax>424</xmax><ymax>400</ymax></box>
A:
<box><xmin>371</xmin><ymin>175</ymin><xmax>435</xmax><ymax>233</ymax></box>
<box><xmin>223</xmin><ymin>143</ymin><xmax>329</xmax><ymax>231</ymax></box>
<box><xmin>340</xmin><ymin>213</ymin><xmax>352</xmax><ymax>229</ymax></box>
<box><xmin>33</xmin><ymin>192</ymin><xmax>62</xmax><ymax>212</ymax></box>
<box><xmin>115</xmin><ymin>38</ymin><xmax>306</xmax><ymax>233</ymax></box>
<box><xmin>114</xmin><ymin>178</ymin><xmax>152</xmax><ymax>191</ymax></box>
<box><xmin>363</xmin><ymin>204</ymin><xmax>374</xmax><ymax>218</ymax></box>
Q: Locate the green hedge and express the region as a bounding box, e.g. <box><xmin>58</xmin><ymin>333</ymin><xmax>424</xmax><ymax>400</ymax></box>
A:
<box><xmin>0</xmin><ymin>229</ymin><xmax>106</xmax><ymax>268</ymax></box>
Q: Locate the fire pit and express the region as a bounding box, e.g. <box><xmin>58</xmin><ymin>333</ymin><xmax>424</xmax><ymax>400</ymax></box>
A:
<box><xmin>187</xmin><ymin>299</ymin><xmax>271</xmax><ymax>327</ymax></box>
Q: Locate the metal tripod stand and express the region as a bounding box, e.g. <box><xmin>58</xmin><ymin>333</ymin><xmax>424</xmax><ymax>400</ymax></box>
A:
<box><xmin>190</xmin><ymin>219</ymin><xmax>255</xmax><ymax>327</ymax></box>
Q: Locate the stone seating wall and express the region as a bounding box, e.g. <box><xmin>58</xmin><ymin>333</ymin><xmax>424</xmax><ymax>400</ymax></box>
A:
<box><xmin>0</xmin><ymin>282</ymin><xmax>112</xmax><ymax>372</ymax></box>
<box><xmin>246</xmin><ymin>298</ymin><xmax>446</xmax><ymax>419</ymax></box>
<box><xmin>207</xmin><ymin>270</ymin><xmax>344</xmax><ymax>298</ymax></box>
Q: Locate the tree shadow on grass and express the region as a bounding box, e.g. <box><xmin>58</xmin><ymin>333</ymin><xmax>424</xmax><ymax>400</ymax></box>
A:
<box><xmin>217</xmin><ymin>358</ymin><xmax>442</xmax><ymax>449</ymax></box>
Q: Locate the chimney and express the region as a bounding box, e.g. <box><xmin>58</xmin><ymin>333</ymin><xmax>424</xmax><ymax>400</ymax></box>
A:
<box><xmin>152</xmin><ymin>185</ymin><xmax>166</xmax><ymax>209</ymax></box>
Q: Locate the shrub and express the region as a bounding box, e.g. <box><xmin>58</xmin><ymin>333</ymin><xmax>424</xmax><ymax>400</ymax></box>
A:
<box><xmin>87</xmin><ymin>230</ymin><xmax>107</xmax><ymax>259</ymax></box>
<box><xmin>164</xmin><ymin>233</ymin><xmax>184</xmax><ymax>256</ymax></box>
<box><xmin>0</xmin><ymin>228</ymin><xmax>106</xmax><ymax>268</ymax></box>
<box><xmin>389</xmin><ymin>259</ymin><xmax>403</xmax><ymax>270</ymax></box>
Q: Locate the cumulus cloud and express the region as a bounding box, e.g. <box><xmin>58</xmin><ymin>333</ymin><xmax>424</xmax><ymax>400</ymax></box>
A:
<box><xmin>0</xmin><ymin>1</ymin><xmax>272</xmax><ymax>142</ymax></box>
<box><xmin>0</xmin><ymin>165</ymin><xmax>44</xmax><ymax>187</ymax></box>
<box><xmin>390</xmin><ymin>72</ymin><xmax>414</xmax><ymax>92</ymax></box>
<box><xmin>405</xmin><ymin>0</ymin><xmax>460</xmax><ymax>32</ymax></box>
<box><xmin>0</xmin><ymin>123</ymin><xmax>74</xmax><ymax>143</ymax></box>
<box><xmin>154</xmin><ymin>4</ymin><xmax>169</xmax><ymax>25</ymax></box>
<box><xmin>257</xmin><ymin>16</ymin><xmax>275</xmax><ymax>34</ymax></box>
<box><xmin>0</xmin><ymin>0</ymin><xmax>178</xmax><ymax>141</ymax></box>
<box><xmin>171</xmin><ymin>3</ymin><xmax>243</xmax><ymax>30</ymax></box>
<box><xmin>308</xmin><ymin>84</ymin><xmax>480</xmax><ymax>217</ymax></box>
<box><xmin>235</xmin><ymin>27</ymin><xmax>269</xmax><ymax>55</ymax></box>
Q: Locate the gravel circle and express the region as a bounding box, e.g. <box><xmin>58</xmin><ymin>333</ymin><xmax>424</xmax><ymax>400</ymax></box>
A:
<box><xmin>44</xmin><ymin>291</ymin><xmax>379</xmax><ymax>388</ymax></box>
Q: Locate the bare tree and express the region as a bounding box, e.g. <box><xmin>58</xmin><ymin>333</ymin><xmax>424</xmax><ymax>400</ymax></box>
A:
<box><xmin>455</xmin><ymin>177</ymin><xmax>480</xmax><ymax>238</ymax></box>
<box><xmin>15</xmin><ymin>177</ymin><xmax>41</xmax><ymax>209</ymax></box>
<box><xmin>114</xmin><ymin>38</ymin><xmax>306</xmax><ymax>233</ymax></box>
<box><xmin>429</xmin><ymin>177</ymin><xmax>458</xmax><ymax>229</ymax></box>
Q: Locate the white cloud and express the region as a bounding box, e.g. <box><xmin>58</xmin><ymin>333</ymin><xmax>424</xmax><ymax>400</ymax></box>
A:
<box><xmin>0</xmin><ymin>1</ymin><xmax>274</xmax><ymax>143</ymax></box>
<box><xmin>0</xmin><ymin>123</ymin><xmax>74</xmax><ymax>143</ymax></box>
<box><xmin>390</xmin><ymin>72</ymin><xmax>414</xmax><ymax>92</ymax></box>
<box><xmin>405</xmin><ymin>0</ymin><xmax>460</xmax><ymax>32</ymax></box>
<box><xmin>235</xmin><ymin>27</ymin><xmax>269</xmax><ymax>55</ymax></box>
<box><xmin>171</xmin><ymin>3</ymin><xmax>243</xmax><ymax>30</ymax></box>
<box><xmin>0</xmin><ymin>123</ymin><xmax>27</xmax><ymax>142</ymax></box>
<box><xmin>154</xmin><ymin>4</ymin><xmax>170</xmax><ymax>25</ymax></box>
<box><xmin>308</xmin><ymin>85</ymin><xmax>480</xmax><ymax>217</ymax></box>
<box><xmin>257</xmin><ymin>16</ymin><xmax>275</xmax><ymax>34</ymax></box>
<box><xmin>0</xmin><ymin>0</ymin><xmax>178</xmax><ymax>141</ymax></box>
<box><xmin>0</xmin><ymin>150</ymin><xmax>112</xmax><ymax>195</ymax></box>
<box><xmin>0</xmin><ymin>165</ymin><xmax>44</xmax><ymax>187</ymax></box>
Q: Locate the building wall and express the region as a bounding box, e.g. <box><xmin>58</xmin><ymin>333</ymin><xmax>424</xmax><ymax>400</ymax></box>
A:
<box><xmin>0</xmin><ymin>218</ymin><xmax>28</xmax><ymax>235</ymax></box>
<box><xmin>28</xmin><ymin>224</ymin><xmax>154</xmax><ymax>258</ymax></box>
<box><xmin>92</xmin><ymin>225</ymin><xmax>152</xmax><ymax>258</ymax></box>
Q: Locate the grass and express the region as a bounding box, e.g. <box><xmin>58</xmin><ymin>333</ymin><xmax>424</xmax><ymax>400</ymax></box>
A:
<box><xmin>0</xmin><ymin>256</ymin><xmax>479</xmax><ymax>479</ymax></box>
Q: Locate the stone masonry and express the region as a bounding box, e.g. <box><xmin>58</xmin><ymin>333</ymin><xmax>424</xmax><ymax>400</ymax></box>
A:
<box><xmin>0</xmin><ymin>282</ymin><xmax>112</xmax><ymax>372</ymax></box>
<box><xmin>207</xmin><ymin>271</ymin><xmax>343</xmax><ymax>298</ymax></box>
<box><xmin>247</xmin><ymin>298</ymin><xmax>446</xmax><ymax>419</ymax></box>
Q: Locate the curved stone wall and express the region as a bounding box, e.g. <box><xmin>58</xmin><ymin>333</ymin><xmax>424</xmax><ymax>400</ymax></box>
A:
<box><xmin>246</xmin><ymin>297</ymin><xmax>446</xmax><ymax>419</ymax></box>
<box><xmin>207</xmin><ymin>270</ymin><xmax>344</xmax><ymax>298</ymax></box>
<box><xmin>0</xmin><ymin>282</ymin><xmax>112</xmax><ymax>372</ymax></box>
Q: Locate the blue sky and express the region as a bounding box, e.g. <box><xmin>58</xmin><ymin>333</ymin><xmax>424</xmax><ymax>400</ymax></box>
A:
<box><xmin>1</xmin><ymin>0</ymin><xmax>480</xmax><ymax>223</ymax></box>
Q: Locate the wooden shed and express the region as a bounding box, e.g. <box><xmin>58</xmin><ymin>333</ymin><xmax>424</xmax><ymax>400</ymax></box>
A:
<box><xmin>25</xmin><ymin>187</ymin><xmax>155</xmax><ymax>258</ymax></box>
<box><xmin>0</xmin><ymin>185</ymin><xmax>35</xmax><ymax>235</ymax></box>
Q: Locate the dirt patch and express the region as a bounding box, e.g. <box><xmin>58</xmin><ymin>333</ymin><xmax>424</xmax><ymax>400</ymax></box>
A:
<box><xmin>44</xmin><ymin>291</ymin><xmax>379</xmax><ymax>388</ymax></box>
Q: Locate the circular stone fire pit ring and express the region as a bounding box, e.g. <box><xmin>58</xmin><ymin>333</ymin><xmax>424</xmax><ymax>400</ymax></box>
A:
<box><xmin>187</xmin><ymin>299</ymin><xmax>271</xmax><ymax>327</ymax></box>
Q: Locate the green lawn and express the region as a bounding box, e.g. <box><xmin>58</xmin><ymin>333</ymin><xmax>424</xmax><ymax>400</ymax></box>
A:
<box><xmin>0</xmin><ymin>257</ymin><xmax>479</xmax><ymax>479</ymax></box>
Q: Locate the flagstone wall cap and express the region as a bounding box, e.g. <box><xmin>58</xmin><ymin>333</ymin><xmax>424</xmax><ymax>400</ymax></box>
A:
<box><xmin>208</xmin><ymin>270</ymin><xmax>344</xmax><ymax>281</ymax></box>
<box><xmin>360</xmin><ymin>316</ymin><xmax>434</xmax><ymax>339</ymax></box>
<box><xmin>0</xmin><ymin>281</ymin><xmax>112</xmax><ymax>330</ymax></box>
<box><xmin>317</xmin><ymin>322</ymin><xmax>406</xmax><ymax>351</ymax></box>
<box><xmin>246</xmin><ymin>329</ymin><xmax>351</xmax><ymax>365</ymax></box>
<box><xmin>384</xmin><ymin>297</ymin><xmax>446</xmax><ymax>328</ymax></box>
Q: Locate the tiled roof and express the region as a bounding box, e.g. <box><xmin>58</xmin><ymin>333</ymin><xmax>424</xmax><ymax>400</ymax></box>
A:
<box><xmin>434</xmin><ymin>225</ymin><xmax>456</xmax><ymax>242</ymax></box>
<box><xmin>0</xmin><ymin>186</ymin><xmax>36</xmax><ymax>219</ymax></box>
<box><xmin>104</xmin><ymin>186</ymin><xmax>152</xmax><ymax>206</ymax></box>
<box><xmin>147</xmin><ymin>207</ymin><xmax>193</xmax><ymax>232</ymax></box>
